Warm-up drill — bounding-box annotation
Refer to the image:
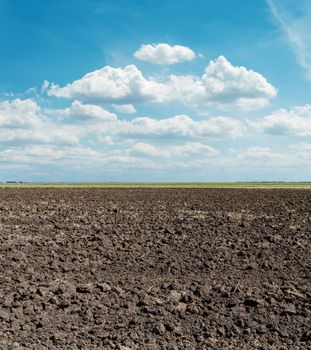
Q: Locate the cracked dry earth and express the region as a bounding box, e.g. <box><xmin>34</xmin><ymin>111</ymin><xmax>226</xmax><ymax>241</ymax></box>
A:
<box><xmin>0</xmin><ymin>188</ymin><xmax>310</xmax><ymax>350</ymax></box>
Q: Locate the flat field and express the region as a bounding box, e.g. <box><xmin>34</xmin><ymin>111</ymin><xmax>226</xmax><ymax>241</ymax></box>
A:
<box><xmin>1</xmin><ymin>182</ymin><xmax>311</xmax><ymax>188</ymax></box>
<box><xmin>0</xmin><ymin>188</ymin><xmax>310</xmax><ymax>349</ymax></box>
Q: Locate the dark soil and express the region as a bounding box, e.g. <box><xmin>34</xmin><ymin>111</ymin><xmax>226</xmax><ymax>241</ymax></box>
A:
<box><xmin>0</xmin><ymin>188</ymin><xmax>310</xmax><ymax>350</ymax></box>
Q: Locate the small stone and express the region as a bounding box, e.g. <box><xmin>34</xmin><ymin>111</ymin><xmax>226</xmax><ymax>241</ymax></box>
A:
<box><xmin>287</xmin><ymin>289</ymin><xmax>304</xmax><ymax>298</ymax></box>
<box><xmin>197</xmin><ymin>285</ymin><xmax>212</xmax><ymax>302</ymax></box>
<box><xmin>114</xmin><ymin>286</ymin><xmax>125</xmax><ymax>295</ymax></box>
<box><xmin>37</xmin><ymin>286</ymin><xmax>49</xmax><ymax>297</ymax></box>
<box><xmin>0</xmin><ymin>308</ymin><xmax>10</xmax><ymax>321</ymax></box>
<box><xmin>97</xmin><ymin>282</ymin><xmax>111</xmax><ymax>292</ymax></box>
<box><xmin>188</xmin><ymin>304</ymin><xmax>200</xmax><ymax>314</ymax></box>
<box><xmin>173</xmin><ymin>326</ymin><xmax>183</xmax><ymax>336</ymax></box>
<box><xmin>165</xmin><ymin>227</ymin><xmax>175</xmax><ymax>234</ymax></box>
<box><xmin>3</xmin><ymin>294</ymin><xmax>14</xmax><ymax>307</ymax></box>
<box><xmin>217</xmin><ymin>327</ymin><xmax>225</xmax><ymax>336</ymax></box>
<box><xmin>176</xmin><ymin>302</ymin><xmax>187</xmax><ymax>312</ymax></box>
<box><xmin>256</xmin><ymin>325</ymin><xmax>267</xmax><ymax>334</ymax></box>
<box><xmin>169</xmin><ymin>290</ymin><xmax>181</xmax><ymax>303</ymax></box>
<box><xmin>76</xmin><ymin>283</ymin><xmax>93</xmax><ymax>293</ymax></box>
<box><xmin>154</xmin><ymin>297</ymin><xmax>164</xmax><ymax>305</ymax></box>
<box><xmin>206</xmin><ymin>337</ymin><xmax>218</xmax><ymax>344</ymax></box>
<box><xmin>154</xmin><ymin>322</ymin><xmax>166</xmax><ymax>335</ymax></box>
<box><xmin>281</xmin><ymin>303</ymin><xmax>297</xmax><ymax>315</ymax></box>
<box><xmin>243</xmin><ymin>328</ymin><xmax>251</xmax><ymax>335</ymax></box>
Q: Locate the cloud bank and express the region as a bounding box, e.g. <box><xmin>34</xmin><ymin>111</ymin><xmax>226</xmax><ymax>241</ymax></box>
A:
<box><xmin>250</xmin><ymin>105</ymin><xmax>311</xmax><ymax>137</ymax></box>
<box><xmin>2</xmin><ymin>43</ymin><xmax>308</xmax><ymax>181</ymax></box>
<box><xmin>48</xmin><ymin>55</ymin><xmax>276</xmax><ymax>111</ymax></box>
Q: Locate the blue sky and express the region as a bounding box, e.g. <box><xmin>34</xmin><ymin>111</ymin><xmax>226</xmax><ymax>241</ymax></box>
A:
<box><xmin>1</xmin><ymin>0</ymin><xmax>311</xmax><ymax>182</ymax></box>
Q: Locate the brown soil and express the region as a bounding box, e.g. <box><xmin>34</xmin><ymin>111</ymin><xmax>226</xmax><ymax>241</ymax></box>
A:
<box><xmin>0</xmin><ymin>188</ymin><xmax>310</xmax><ymax>350</ymax></box>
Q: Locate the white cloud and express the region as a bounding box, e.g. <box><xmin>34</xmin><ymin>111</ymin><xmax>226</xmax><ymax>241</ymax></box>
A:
<box><xmin>0</xmin><ymin>145</ymin><xmax>159</xmax><ymax>172</ymax></box>
<box><xmin>229</xmin><ymin>144</ymin><xmax>311</xmax><ymax>169</ymax></box>
<box><xmin>289</xmin><ymin>142</ymin><xmax>311</xmax><ymax>160</ymax></box>
<box><xmin>129</xmin><ymin>142</ymin><xmax>166</xmax><ymax>157</ymax></box>
<box><xmin>171</xmin><ymin>56</ymin><xmax>277</xmax><ymax>109</ymax></box>
<box><xmin>134</xmin><ymin>43</ymin><xmax>196</xmax><ymax>64</ymax></box>
<box><xmin>203</xmin><ymin>56</ymin><xmax>276</xmax><ymax>103</ymax></box>
<box><xmin>212</xmin><ymin>145</ymin><xmax>296</xmax><ymax>169</ymax></box>
<box><xmin>0</xmin><ymin>128</ymin><xmax>79</xmax><ymax>146</ymax></box>
<box><xmin>0</xmin><ymin>98</ymin><xmax>80</xmax><ymax>146</ymax></box>
<box><xmin>172</xmin><ymin>142</ymin><xmax>218</xmax><ymax>156</ymax></box>
<box><xmin>98</xmin><ymin>135</ymin><xmax>114</xmax><ymax>145</ymax></box>
<box><xmin>236</xmin><ymin>146</ymin><xmax>279</xmax><ymax>160</ymax></box>
<box><xmin>48</xmin><ymin>65</ymin><xmax>172</xmax><ymax>104</ymax></box>
<box><xmin>267</xmin><ymin>0</ymin><xmax>311</xmax><ymax>79</ymax></box>
<box><xmin>0</xmin><ymin>98</ymin><xmax>44</xmax><ymax>129</ymax></box>
<box><xmin>0</xmin><ymin>96</ymin><xmax>245</xmax><ymax>154</ymax></box>
<box><xmin>41</xmin><ymin>80</ymin><xmax>50</xmax><ymax>92</ymax></box>
<box><xmin>101</xmin><ymin>115</ymin><xmax>246</xmax><ymax>139</ymax></box>
<box><xmin>0</xmin><ymin>145</ymin><xmax>96</xmax><ymax>163</ymax></box>
<box><xmin>128</xmin><ymin>141</ymin><xmax>218</xmax><ymax>158</ymax></box>
<box><xmin>250</xmin><ymin>105</ymin><xmax>311</xmax><ymax>137</ymax></box>
<box><xmin>47</xmin><ymin>56</ymin><xmax>276</xmax><ymax>111</ymax></box>
<box><xmin>113</xmin><ymin>104</ymin><xmax>137</xmax><ymax>114</ymax></box>
<box><xmin>57</xmin><ymin>100</ymin><xmax>117</xmax><ymax>121</ymax></box>
<box><xmin>290</xmin><ymin>142</ymin><xmax>311</xmax><ymax>152</ymax></box>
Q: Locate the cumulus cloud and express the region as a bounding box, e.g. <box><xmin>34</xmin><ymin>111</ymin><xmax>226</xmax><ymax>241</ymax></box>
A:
<box><xmin>47</xmin><ymin>56</ymin><xmax>276</xmax><ymax>111</ymax></box>
<box><xmin>203</xmin><ymin>54</ymin><xmax>276</xmax><ymax>109</ymax></box>
<box><xmin>172</xmin><ymin>142</ymin><xmax>218</xmax><ymax>156</ymax></box>
<box><xmin>218</xmin><ymin>146</ymin><xmax>295</xmax><ymax>169</ymax></box>
<box><xmin>113</xmin><ymin>104</ymin><xmax>137</xmax><ymax>114</ymax></box>
<box><xmin>98</xmin><ymin>135</ymin><xmax>114</xmax><ymax>145</ymax></box>
<box><xmin>0</xmin><ymin>98</ymin><xmax>44</xmax><ymax>129</ymax></box>
<box><xmin>289</xmin><ymin>142</ymin><xmax>311</xmax><ymax>161</ymax></box>
<box><xmin>290</xmin><ymin>142</ymin><xmax>311</xmax><ymax>152</ymax></box>
<box><xmin>230</xmin><ymin>143</ymin><xmax>311</xmax><ymax>170</ymax></box>
<box><xmin>171</xmin><ymin>56</ymin><xmax>277</xmax><ymax>109</ymax></box>
<box><xmin>134</xmin><ymin>43</ymin><xmax>196</xmax><ymax>64</ymax></box>
<box><xmin>0</xmin><ymin>96</ymin><xmax>247</xmax><ymax>176</ymax></box>
<box><xmin>0</xmin><ymin>98</ymin><xmax>80</xmax><ymax>147</ymax></box>
<box><xmin>129</xmin><ymin>142</ymin><xmax>165</xmax><ymax>157</ymax></box>
<box><xmin>236</xmin><ymin>146</ymin><xmax>280</xmax><ymax>160</ymax></box>
<box><xmin>0</xmin><ymin>145</ymin><xmax>96</xmax><ymax>163</ymax></box>
<box><xmin>0</xmin><ymin>95</ymin><xmax>247</xmax><ymax>155</ymax></box>
<box><xmin>129</xmin><ymin>141</ymin><xmax>218</xmax><ymax>158</ymax></box>
<box><xmin>0</xmin><ymin>145</ymin><xmax>159</xmax><ymax>174</ymax></box>
<box><xmin>56</xmin><ymin>100</ymin><xmax>117</xmax><ymax>121</ymax></box>
<box><xmin>0</xmin><ymin>128</ymin><xmax>79</xmax><ymax>146</ymax></box>
<box><xmin>250</xmin><ymin>105</ymin><xmax>311</xmax><ymax>137</ymax></box>
<box><xmin>100</xmin><ymin>115</ymin><xmax>246</xmax><ymax>139</ymax></box>
<box><xmin>68</xmin><ymin>113</ymin><xmax>245</xmax><ymax>140</ymax></box>
<box><xmin>48</xmin><ymin>65</ymin><xmax>172</xmax><ymax>104</ymax></box>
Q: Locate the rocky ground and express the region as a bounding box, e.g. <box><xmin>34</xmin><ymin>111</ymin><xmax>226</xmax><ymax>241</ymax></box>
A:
<box><xmin>0</xmin><ymin>188</ymin><xmax>310</xmax><ymax>349</ymax></box>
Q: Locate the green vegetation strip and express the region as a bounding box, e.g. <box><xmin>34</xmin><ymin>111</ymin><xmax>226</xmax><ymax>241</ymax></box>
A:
<box><xmin>1</xmin><ymin>182</ymin><xmax>311</xmax><ymax>188</ymax></box>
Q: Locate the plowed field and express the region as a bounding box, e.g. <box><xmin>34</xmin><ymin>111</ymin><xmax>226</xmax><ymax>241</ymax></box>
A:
<box><xmin>0</xmin><ymin>188</ymin><xmax>310</xmax><ymax>349</ymax></box>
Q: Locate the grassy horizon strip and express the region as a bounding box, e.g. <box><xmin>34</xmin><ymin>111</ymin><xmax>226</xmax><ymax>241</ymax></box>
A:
<box><xmin>1</xmin><ymin>182</ymin><xmax>311</xmax><ymax>188</ymax></box>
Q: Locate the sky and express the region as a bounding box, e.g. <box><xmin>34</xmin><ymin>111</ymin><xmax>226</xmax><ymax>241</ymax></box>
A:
<box><xmin>1</xmin><ymin>0</ymin><xmax>311</xmax><ymax>182</ymax></box>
